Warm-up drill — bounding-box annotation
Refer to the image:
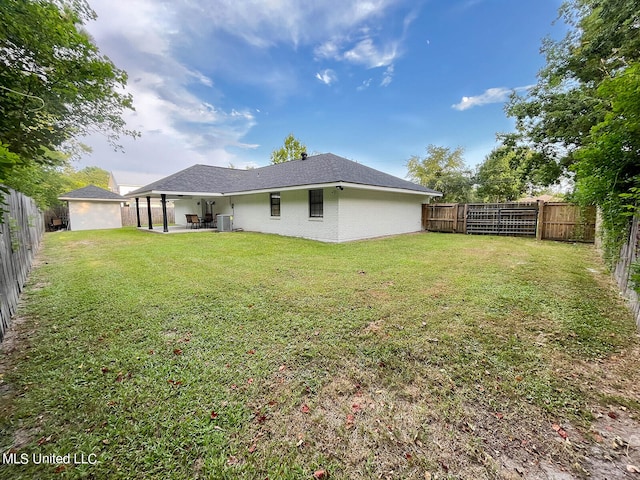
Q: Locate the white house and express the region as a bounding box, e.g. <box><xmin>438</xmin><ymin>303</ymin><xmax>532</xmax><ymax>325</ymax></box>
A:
<box><xmin>129</xmin><ymin>153</ymin><xmax>441</xmax><ymax>242</ymax></box>
<box><xmin>59</xmin><ymin>185</ymin><xmax>127</xmax><ymax>231</ymax></box>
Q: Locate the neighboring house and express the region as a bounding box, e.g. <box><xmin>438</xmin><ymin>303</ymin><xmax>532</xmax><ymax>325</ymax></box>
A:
<box><xmin>130</xmin><ymin>153</ymin><xmax>442</xmax><ymax>243</ymax></box>
<box><xmin>108</xmin><ymin>171</ymin><xmax>166</xmax><ymax>205</ymax></box>
<box><xmin>58</xmin><ymin>185</ymin><xmax>127</xmax><ymax>231</ymax></box>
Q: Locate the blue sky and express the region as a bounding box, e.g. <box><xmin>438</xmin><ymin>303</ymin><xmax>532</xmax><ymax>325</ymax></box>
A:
<box><xmin>79</xmin><ymin>0</ymin><xmax>566</xmax><ymax>179</ymax></box>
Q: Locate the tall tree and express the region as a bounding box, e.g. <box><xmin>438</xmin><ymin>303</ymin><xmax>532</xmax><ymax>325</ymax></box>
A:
<box><xmin>270</xmin><ymin>133</ymin><xmax>307</xmax><ymax>164</ymax></box>
<box><xmin>0</xmin><ymin>0</ymin><xmax>137</xmax><ymax>185</ymax></box>
<box><xmin>475</xmin><ymin>147</ymin><xmax>525</xmax><ymax>202</ymax></box>
<box><xmin>405</xmin><ymin>145</ymin><xmax>474</xmax><ymax>203</ymax></box>
<box><xmin>504</xmin><ymin>0</ymin><xmax>640</xmax><ymax>264</ymax></box>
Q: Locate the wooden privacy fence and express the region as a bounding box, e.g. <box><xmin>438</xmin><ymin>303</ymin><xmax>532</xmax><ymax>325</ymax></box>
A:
<box><xmin>613</xmin><ymin>215</ymin><xmax>640</xmax><ymax>328</ymax></box>
<box><xmin>423</xmin><ymin>201</ymin><xmax>596</xmax><ymax>243</ymax></box>
<box><xmin>121</xmin><ymin>206</ymin><xmax>174</xmax><ymax>226</ymax></box>
<box><xmin>1</xmin><ymin>188</ymin><xmax>44</xmax><ymax>342</ymax></box>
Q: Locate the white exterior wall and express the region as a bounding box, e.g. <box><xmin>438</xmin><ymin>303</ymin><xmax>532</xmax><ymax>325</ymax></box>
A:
<box><xmin>336</xmin><ymin>188</ymin><xmax>427</xmax><ymax>242</ymax></box>
<box><xmin>174</xmin><ymin>198</ymin><xmax>232</xmax><ymax>226</ymax></box>
<box><xmin>68</xmin><ymin>201</ymin><xmax>122</xmax><ymax>231</ymax></box>
<box><xmin>232</xmin><ymin>187</ymin><xmax>340</xmax><ymax>242</ymax></box>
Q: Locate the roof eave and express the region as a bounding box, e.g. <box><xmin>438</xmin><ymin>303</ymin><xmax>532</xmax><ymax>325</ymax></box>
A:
<box><xmin>58</xmin><ymin>197</ymin><xmax>125</xmax><ymax>202</ymax></box>
<box><xmin>225</xmin><ymin>182</ymin><xmax>441</xmax><ymax>197</ymax></box>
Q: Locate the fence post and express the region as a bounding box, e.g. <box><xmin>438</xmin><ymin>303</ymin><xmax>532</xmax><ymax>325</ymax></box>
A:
<box><xmin>463</xmin><ymin>204</ymin><xmax>468</xmax><ymax>234</ymax></box>
<box><xmin>536</xmin><ymin>201</ymin><xmax>545</xmax><ymax>241</ymax></box>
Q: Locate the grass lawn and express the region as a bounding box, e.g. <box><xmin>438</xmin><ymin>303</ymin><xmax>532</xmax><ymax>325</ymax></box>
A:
<box><xmin>1</xmin><ymin>229</ymin><xmax>639</xmax><ymax>479</ymax></box>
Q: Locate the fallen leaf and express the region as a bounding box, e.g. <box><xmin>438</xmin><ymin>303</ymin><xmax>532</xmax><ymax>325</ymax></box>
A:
<box><xmin>495</xmin><ymin>413</ymin><xmax>504</xmax><ymax>420</ymax></box>
<box><xmin>607</xmin><ymin>411</ymin><xmax>618</xmax><ymax>419</ymax></box>
<box><xmin>405</xmin><ymin>452</ymin><xmax>412</xmax><ymax>460</ymax></box>
<box><xmin>552</xmin><ymin>424</ymin><xmax>568</xmax><ymax>439</ymax></box>
<box><xmin>248</xmin><ymin>443</ymin><xmax>257</xmax><ymax>453</ymax></box>
<box><xmin>313</xmin><ymin>469</ymin><xmax>327</xmax><ymax>479</ymax></box>
<box><xmin>173</xmin><ymin>348</ymin><xmax>182</xmax><ymax>355</ymax></box>
<box><xmin>278</xmin><ymin>365</ymin><xmax>286</xmax><ymax>372</ymax></box>
<box><xmin>515</xmin><ymin>375</ymin><xmax>524</xmax><ymax>382</ymax></box>
<box><xmin>210</xmin><ymin>411</ymin><xmax>219</xmax><ymax>419</ymax></box>
<box><xmin>352</xmin><ymin>403</ymin><xmax>362</xmax><ymax>412</ymax></box>
<box><xmin>101</xmin><ymin>367</ymin><xmax>109</xmax><ymax>374</ymax></box>
<box><xmin>227</xmin><ymin>455</ymin><xmax>239</xmax><ymax>465</ymax></box>
<box><xmin>114</xmin><ymin>372</ymin><xmax>124</xmax><ymax>383</ymax></box>
<box><xmin>247</xmin><ymin>349</ymin><xmax>256</xmax><ymax>355</ymax></box>
<box><xmin>247</xmin><ymin>378</ymin><xmax>254</xmax><ymax>384</ymax></box>
<box><xmin>55</xmin><ymin>465</ymin><xmax>66</xmax><ymax>473</ymax></box>
<box><xmin>301</xmin><ymin>404</ymin><xmax>310</xmax><ymax>414</ymax></box>
<box><xmin>148</xmin><ymin>350</ymin><xmax>155</xmax><ymax>355</ymax></box>
<box><xmin>346</xmin><ymin>414</ymin><xmax>355</xmax><ymax>428</ymax></box>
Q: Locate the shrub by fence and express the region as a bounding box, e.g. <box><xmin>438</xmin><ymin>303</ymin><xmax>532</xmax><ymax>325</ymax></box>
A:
<box><xmin>1</xmin><ymin>188</ymin><xmax>44</xmax><ymax>342</ymax></box>
<box><xmin>423</xmin><ymin>202</ymin><xmax>596</xmax><ymax>243</ymax></box>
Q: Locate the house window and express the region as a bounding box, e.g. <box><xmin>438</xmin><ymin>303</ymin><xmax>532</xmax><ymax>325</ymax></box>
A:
<box><xmin>270</xmin><ymin>192</ymin><xmax>280</xmax><ymax>217</ymax></box>
<box><xmin>309</xmin><ymin>189</ymin><xmax>323</xmax><ymax>218</ymax></box>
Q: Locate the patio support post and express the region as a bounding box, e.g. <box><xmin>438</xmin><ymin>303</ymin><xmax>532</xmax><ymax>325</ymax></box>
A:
<box><xmin>161</xmin><ymin>194</ymin><xmax>168</xmax><ymax>233</ymax></box>
<box><xmin>135</xmin><ymin>197</ymin><xmax>141</xmax><ymax>228</ymax></box>
<box><xmin>146</xmin><ymin>196</ymin><xmax>153</xmax><ymax>230</ymax></box>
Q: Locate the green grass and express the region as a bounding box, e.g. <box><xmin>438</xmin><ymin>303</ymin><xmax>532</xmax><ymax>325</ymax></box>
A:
<box><xmin>0</xmin><ymin>229</ymin><xmax>636</xmax><ymax>479</ymax></box>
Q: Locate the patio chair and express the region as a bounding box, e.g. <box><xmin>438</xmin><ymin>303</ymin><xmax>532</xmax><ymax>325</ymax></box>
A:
<box><xmin>203</xmin><ymin>213</ymin><xmax>215</xmax><ymax>228</ymax></box>
<box><xmin>185</xmin><ymin>214</ymin><xmax>200</xmax><ymax>229</ymax></box>
<box><xmin>50</xmin><ymin>218</ymin><xmax>64</xmax><ymax>231</ymax></box>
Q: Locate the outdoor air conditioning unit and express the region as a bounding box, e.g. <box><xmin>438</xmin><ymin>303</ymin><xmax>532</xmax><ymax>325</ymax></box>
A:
<box><xmin>218</xmin><ymin>214</ymin><xmax>233</xmax><ymax>232</ymax></box>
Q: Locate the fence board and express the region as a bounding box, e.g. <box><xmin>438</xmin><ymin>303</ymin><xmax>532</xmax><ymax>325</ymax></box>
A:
<box><xmin>1</xmin><ymin>188</ymin><xmax>44</xmax><ymax>342</ymax></box>
<box><xmin>541</xmin><ymin>202</ymin><xmax>596</xmax><ymax>242</ymax></box>
<box><xmin>121</xmin><ymin>206</ymin><xmax>174</xmax><ymax>226</ymax></box>
<box><xmin>423</xmin><ymin>202</ymin><xmax>596</xmax><ymax>243</ymax></box>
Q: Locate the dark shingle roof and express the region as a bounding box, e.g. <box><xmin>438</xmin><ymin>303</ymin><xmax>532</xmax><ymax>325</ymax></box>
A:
<box><xmin>130</xmin><ymin>153</ymin><xmax>441</xmax><ymax>196</ymax></box>
<box><xmin>59</xmin><ymin>185</ymin><xmax>127</xmax><ymax>201</ymax></box>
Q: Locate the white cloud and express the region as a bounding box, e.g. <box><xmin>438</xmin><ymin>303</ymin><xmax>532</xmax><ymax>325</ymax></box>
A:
<box><xmin>79</xmin><ymin>0</ymin><xmax>415</xmax><ymax>173</ymax></box>
<box><xmin>343</xmin><ymin>38</ymin><xmax>398</xmax><ymax>68</ymax></box>
<box><xmin>380</xmin><ymin>65</ymin><xmax>394</xmax><ymax>86</ymax></box>
<box><xmin>315</xmin><ymin>69</ymin><xmax>338</xmax><ymax>86</ymax></box>
<box><xmin>452</xmin><ymin>85</ymin><xmax>533</xmax><ymax>111</ymax></box>
<box><xmin>357</xmin><ymin>78</ymin><xmax>372</xmax><ymax>91</ymax></box>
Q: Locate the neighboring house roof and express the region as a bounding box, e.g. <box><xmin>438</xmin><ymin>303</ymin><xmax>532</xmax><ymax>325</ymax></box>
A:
<box><xmin>110</xmin><ymin>171</ymin><xmax>165</xmax><ymax>190</ymax></box>
<box><xmin>519</xmin><ymin>194</ymin><xmax>564</xmax><ymax>203</ymax></box>
<box><xmin>130</xmin><ymin>153</ymin><xmax>441</xmax><ymax>197</ymax></box>
<box><xmin>59</xmin><ymin>185</ymin><xmax>128</xmax><ymax>202</ymax></box>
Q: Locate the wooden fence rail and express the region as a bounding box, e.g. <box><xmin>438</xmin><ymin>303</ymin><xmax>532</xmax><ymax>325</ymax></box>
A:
<box><xmin>1</xmin><ymin>188</ymin><xmax>44</xmax><ymax>342</ymax></box>
<box><xmin>423</xmin><ymin>201</ymin><xmax>596</xmax><ymax>243</ymax></box>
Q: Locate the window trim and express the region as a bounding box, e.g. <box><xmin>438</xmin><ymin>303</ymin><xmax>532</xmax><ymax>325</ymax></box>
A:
<box><xmin>270</xmin><ymin>192</ymin><xmax>281</xmax><ymax>217</ymax></box>
<box><xmin>308</xmin><ymin>189</ymin><xmax>323</xmax><ymax>218</ymax></box>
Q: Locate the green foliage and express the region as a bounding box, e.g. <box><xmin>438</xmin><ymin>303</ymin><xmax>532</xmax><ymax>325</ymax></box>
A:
<box><xmin>3</xmin><ymin>161</ymin><xmax>111</xmax><ymax>208</ymax></box>
<box><xmin>0</xmin><ymin>0</ymin><xmax>137</xmax><ymax>182</ymax></box>
<box><xmin>270</xmin><ymin>133</ymin><xmax>307</xmax><ymax>164</ymax></box>
<box><xmin>505</xmin><ymin>0</ymin><xmax>640</xmax><ymax>267</ymax></box>
<box><xmin>475</xmin><ymin>147</ymin><xmax>526</xmax><ymax>202</ymax></box>
<box><xmin>405</xmin><ymin>145</ymin><xmax>475</xmax><ymax>202</ymax></box>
